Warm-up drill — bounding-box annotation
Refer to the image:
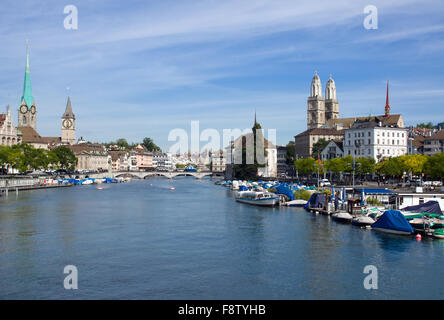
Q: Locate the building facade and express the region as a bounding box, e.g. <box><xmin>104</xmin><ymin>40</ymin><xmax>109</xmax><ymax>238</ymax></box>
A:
<box><xmin>210</xmin><ymin>150</ymin><xmax>226</xmax><ymax>173</ymax></box>
<box><xmin>0</xmin><ymin>106</ymin><xmax>21</xmax><ymax>146</ymax></box>
<box><xmin>294</xmin><ymin>128</ymin><xmax>344</xmax><ymax>159</ymax></box>
<box><xmin>68</xmin><ymin>143</ymin><xmax>110</xmax><ymax>172</ymax></box>
<box><xmin>320</xmin><ymin>140</ymin><xmax>344</xmax><ymax>160</ymax></box>
<box><xmin>424</xmin><ymin>131</ymin><xmax>444</xmax><ymax>155</ymax></box>
<box><xmin>343</xmin><ymin>120</ymin><xmax>408</xmax><ymax>162</ymax></box>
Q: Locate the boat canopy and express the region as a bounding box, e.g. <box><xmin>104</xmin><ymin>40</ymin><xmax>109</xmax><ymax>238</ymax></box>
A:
<box><xmin>304</xmin><ymin>193</ymin><xmax>327</xmax><ymax>209</ymax></box>
<box><xmin>275</xmin><ymin>183</ymin><xmax>295</xmax><ymax>200</ymax></box>
<box><xmin>355</xmin><ymin>188</ymin><xmax>395</xmax><ymax>194</ymax></box>
<box><xmin>402</xmin><ymin>200</ymin><xmax>442</xmax><ymax>215</ymax></box>
<box><xmin>371</xmin><ymin>210</ymin><xmax>414</xmax><ymax>234</ymax></box>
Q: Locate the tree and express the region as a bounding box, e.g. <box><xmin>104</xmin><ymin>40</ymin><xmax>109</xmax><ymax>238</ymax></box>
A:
<box><xmin>424</xmin><ymin>153</ymin><xmax>444</xmax><ymax>180</ymax></box>
<box><xmin>142</xmin><ymin>137</ymin><xmax>161</xmax><ymax>152</ymax></box>
<box><xmin>285</xmin><ymin>141</ymin><xmax>295</xmax><ymax>164</ymax></box>
<box><xmin>52</xmin><ymin>146</ymin><xmax>77</xmax><ymax>171</ymax></box>
<box><xmin>417</xmin><ymin>122</ymin><xmax>435</xmax><ymax>129</ymax></box>
<box><xmin>233</xmin><ymin>120</ymin><xmax>267</xmax><ymax>180</ymax></box>
<box><xmin>294</xmin><ymin>158</ymin><xmax>316</xmax><ymax>175</ymax></box>
<box><xmin>115</xmin><ymin>138</ymin><xmax>130</xmax><ymax>149</ymax></box>
<box><xmin>311</xmin><ymin>138</ymin><xmax>329</xmax><ymax>157</ymax></box>
<box><xmin>399</xmin><ymin>154</ymin><xmax>428</xmax><ymax>176</ymax></box>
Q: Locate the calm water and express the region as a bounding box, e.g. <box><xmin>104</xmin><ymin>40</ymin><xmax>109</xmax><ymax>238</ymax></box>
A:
<box><xmin>0</xmin><ymin>178</ymin><xmax>443</xmax><ymax>299</ymax></box>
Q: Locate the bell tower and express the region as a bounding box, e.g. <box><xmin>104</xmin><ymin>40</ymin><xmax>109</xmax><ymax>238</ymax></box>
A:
<box><xmin>307</xmin><ymin>71</ymin><xmax>325</xmax><ymax>129</ymax></box>
<box><xmin>325</xmin><ymin>74</ymin><xmax>339</xmax><ymax>122</ymax></box>
<box><xmin>61</xmin><ymin>96</ymin><xmax>76</xmax><ymax>144</ymax></box>
<box><xmin>18</xmin><ymin>41</ymin><xmax>37</xmax><ymax>130</ymax></box>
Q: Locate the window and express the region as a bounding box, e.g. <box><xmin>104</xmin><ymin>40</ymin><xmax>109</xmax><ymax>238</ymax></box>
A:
<box><xmin>382</xmin><ymin>132</ymin><xmax>385</xmax><ymax>137</ymax></box>
<box><xmin>368</xmin><ymin>139</ymin><xmax>371</xmax><ymax>144</ymax></box>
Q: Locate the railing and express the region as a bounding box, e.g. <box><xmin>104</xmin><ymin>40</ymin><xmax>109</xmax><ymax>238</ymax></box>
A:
<box><xmin>0</xmin><ymin>178</ymin><xmax>36</xmax><ymax>188</ymax></box>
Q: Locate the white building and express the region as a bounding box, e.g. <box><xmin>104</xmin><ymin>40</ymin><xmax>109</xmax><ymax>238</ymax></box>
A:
<box><xmin>320</xmin><ymin>140</ymin><xmax>344</xmax><ymax>160</ymax></box>
<box><xmin>343</xmin><ymin>119</ymin><xmax>408</xmax><ymax>162</ymax></box>
<box><xmin>153</xmin><ymin>152</ymin><xmax>173</xmax><ymax>171</ymax></box>
<box><xmin>210</xmin><ymin>150</ymin><xmax>226</xmax><ymax>173</ymax></box>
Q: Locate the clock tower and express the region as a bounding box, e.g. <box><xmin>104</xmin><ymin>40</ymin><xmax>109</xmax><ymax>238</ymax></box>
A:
<box><xmin>18</xmin><ymin>42</ymin><xmax>37</xmax><ymax>130</ymax></box>
<box><xmin>61</xmin><ymin>96</ymin><xmax>76</xmax><ymax>145</ymax></box>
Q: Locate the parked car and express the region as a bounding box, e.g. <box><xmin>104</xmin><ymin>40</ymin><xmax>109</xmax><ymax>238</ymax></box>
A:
<box><xmin>320</xmin><ymin>179</ymin><xmax>331</xmax><ymax>187</ymax></box>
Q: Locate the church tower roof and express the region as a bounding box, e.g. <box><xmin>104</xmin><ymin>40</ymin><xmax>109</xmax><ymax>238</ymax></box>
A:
<box><xmin>62</xmin><ymin>96</ymin><xmax>75</xmax><ymax>119</ymax></box>
<box><xmin>384</xmin><ymin>80</ymin><xmax>390</xmax><ymax>117</ymax></box>
<box><xmin>20</xmin><ymin>41</ymin><xmax>35</xmax><ymax>109</ymax></box>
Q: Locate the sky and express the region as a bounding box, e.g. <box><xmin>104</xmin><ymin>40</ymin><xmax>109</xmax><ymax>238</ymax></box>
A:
<box><xmin>0</xmin><ymin>0</ymin><xmax>443</xmax><ymax>152</ymax></box>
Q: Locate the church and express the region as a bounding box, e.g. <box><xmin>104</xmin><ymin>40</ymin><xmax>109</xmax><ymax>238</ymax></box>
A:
<box><xmin>295</xmin><ymin>72</ymin><xmax>405</xmax><ymax>158</ymax></box>
<box><xmin>0</xmin><ymin>44</ymin><xmax>77</xmax><ymax>149</ymax></box>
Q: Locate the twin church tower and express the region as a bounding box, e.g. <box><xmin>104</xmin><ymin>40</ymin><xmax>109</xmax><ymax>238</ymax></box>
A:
<box><xmin>18</xmin><ymin>44</ymin><xmax>76</xmax><ymax>145</ymax></box>
<box><xmin>307</xmin><ymin>71</ymin><xmax>339</xmax><ymax>129</ymax></box>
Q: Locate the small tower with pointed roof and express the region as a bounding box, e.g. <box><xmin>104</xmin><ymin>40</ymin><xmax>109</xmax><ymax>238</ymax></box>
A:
<box><xmin>18</xmin><ymin>41</ymin><xmax>37</xmax><ymax>130</ymax></box>
<box><xmin>61</xmin><ymin>96</ymin><xmax>76</xmax><ymax>144</ymax></box>
<box><xmin>384</xmin><ymin>80</ymin><xmax>391</xmax><ymax>117</ymax></box>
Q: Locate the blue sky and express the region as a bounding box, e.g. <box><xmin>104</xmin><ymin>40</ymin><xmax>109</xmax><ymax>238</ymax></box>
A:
<box><xmin>0</xmin><ymin>0</ymin><xmax>443</xmax><ymax>151</ymax></box>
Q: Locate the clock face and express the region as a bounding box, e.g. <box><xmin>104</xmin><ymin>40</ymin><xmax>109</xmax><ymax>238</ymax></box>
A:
<box><xmin>63</xmin><ymin>119</ymin><xmax>72</xmax><ymax>129</ymax></box>
<box><xmin>30</xmin><ymin>106</ymin><xmax>36</xmax><ymax>114</ymax></box>
<box><xmin>20</xmin><ymin>105</ymin><xmax>28</xmax><ymax>114</ymax></box>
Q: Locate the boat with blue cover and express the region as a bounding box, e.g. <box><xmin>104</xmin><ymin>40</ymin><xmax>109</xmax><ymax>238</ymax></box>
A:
<box><xmin>371</xmin><ymin>210</ymin><xmax>414</xmax><ymax>235</ymax></box>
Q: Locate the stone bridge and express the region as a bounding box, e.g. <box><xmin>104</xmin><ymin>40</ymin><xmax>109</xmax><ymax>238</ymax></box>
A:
<box><xmin>112</xmin><ymin>171</ymin><xmax>216</xmax><ymax>179</ymax></box>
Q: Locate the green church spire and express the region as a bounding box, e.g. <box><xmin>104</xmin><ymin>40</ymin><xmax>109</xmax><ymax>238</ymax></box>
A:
<box><xmin>20</xmin><ymin>41</ymin><xmax>34</xmax><ymax>109</ymax></box>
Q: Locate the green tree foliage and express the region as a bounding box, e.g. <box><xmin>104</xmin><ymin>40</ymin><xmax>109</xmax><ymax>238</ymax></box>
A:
<box><xmin>142</xmin><ymin>137</ymin><xmax>161</xmax><ymax>152</ymax></box>
<box><xmin>398</xmin><ymin>154</ymin><xmax>428</xmax><ymax>176</ymax></box>
<box><xmin>416</xmin><ymin>122</ymin><xmax>435</xmax><ymax>129</ymax></box>
<box><xmin>311</xmin><ymin>138</ymin><xmax>329</xmax><ymax>157</ymax></box>
<box><xmin>294</xmin><ymin>158</ymin><xmax>316</xmax><ymax>175</ymax></box>
<box><xmin>52</xmin><ymin>146</ymin><xmax>77</xmax><ymax>171</ymax></box>
<box><xmin>0</xmin><ymin>143</ymin><xmax>77</xmax><ymax>173</ymax></box>
<box><xmin>233</xmin><ymin>121</ymin><xmax>267</xmax><ymax>180</ymax></box>
<box><xmin>285</xmin><ymin>141</ymin><xmax>295</xmax><ymax>164</ymax></box>
<box><xmin>424</xmin><ymin>153</ymin><xmax>444</xmax><ymax>179</ymax></box>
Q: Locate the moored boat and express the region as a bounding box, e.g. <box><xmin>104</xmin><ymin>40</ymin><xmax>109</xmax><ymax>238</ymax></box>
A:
<box><xmin>352</xmin><ymin>215</ymin><xmax>375</xmax><ymax>227</ymax></box>
<box><xmin>332</xmin><ymin>211</ymin><xmax>353</xmax><ymax>223</ymax></box>
<box><xmin>371</xmin><ymin>210</ymin><xmax>414</xmax><ymax>235</ymax></box>
<box><xmin>286</xmin><ymin>199</ymin><xmax>308</xmax><ymax>207</ymax></box>
<box><xmin>433</xmin><ymin>229</ymin><xmax>444</xmax><ymax>239</ymax></box>
<box><xmin>235</xmin><ymin>191</ymin><xmax>279</xmax><ymax>207</ymax></box>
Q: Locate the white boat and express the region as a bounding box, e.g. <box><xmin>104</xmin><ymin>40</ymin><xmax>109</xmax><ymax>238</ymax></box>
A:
<box><xmin>332</xmin><ymin>211</ymin><xmax>353</xmax><ymax>223</ymax></box>
<box><xmin>81</xmin><ymin>179</ymin><xmax>93</xmax><ymax>185</ymax></box>
<box><xmin>232</xmin><ymin>180</ymin><xmax>239</xmax><ymax>190</ymax></box>
<box><xmin>235</xmin><ymin>191</ymin><xmax>279</xmax><ymax>207</ymax></box>
<box><xmin>352</xmin><ymin>215</ymin><xmax>375</xmax><ymax>227</ymax></box>
<box><xmin>286</xmin><ymin>199</ymin><xmax>308</xmax><ymax>207</ymax></box>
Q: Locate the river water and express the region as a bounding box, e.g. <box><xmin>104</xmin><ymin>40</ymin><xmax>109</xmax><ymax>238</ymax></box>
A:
<box><xmin>0</xmin><ymin>178</ymin><xmax>443</xmax><ymax>299</ymax></box>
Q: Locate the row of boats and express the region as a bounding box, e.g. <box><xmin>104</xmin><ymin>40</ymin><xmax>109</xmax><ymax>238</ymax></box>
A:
<box><xmin>215</xmin><ymin>179</ymin><xmax>444</xmax><ymax>240</ymax></box>
<box><xmin>305</xmin><ymin>193</ymin><xmax>444</xmax><ymax>239</ymax></box>
<box><xmin>42</xmin><ymin>177</ymin><xmax>130</xmax><ymax>186</ymax></box>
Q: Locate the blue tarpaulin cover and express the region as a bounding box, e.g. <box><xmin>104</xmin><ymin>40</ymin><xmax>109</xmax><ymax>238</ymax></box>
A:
<box><xmin>355</xmin><ymin>188</ymin><xmax>395</xmax><ymax>194</ymax></box>
<box><xmin>275</xmin><ymin>184</ymin><xmax>294</xmax><ymax>200</ymax></box>
<box><xmin>371</xmin><ymin>210</ymin><xmax>414</xmax><ymax>234</ymax></box>
<box><xmin>304</xmin><ymin>193</ymin><xmax>327</xmax><ymax>209</ymax></box>
<box><xmin>402</xmin><ymin>201</ymin><xmax>443</xmax><ymax>215</ymax></box>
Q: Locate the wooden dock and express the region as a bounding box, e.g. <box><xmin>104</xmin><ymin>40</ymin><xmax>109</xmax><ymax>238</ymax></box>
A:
<box><xmin>0</xmin><ymin>183</ymin><xmax>73</xmax><ymax>196</ymax></box>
